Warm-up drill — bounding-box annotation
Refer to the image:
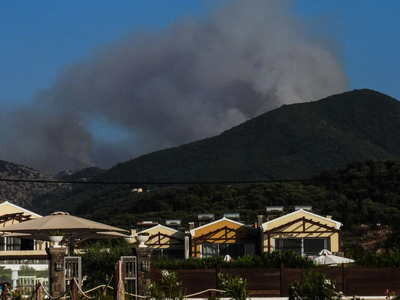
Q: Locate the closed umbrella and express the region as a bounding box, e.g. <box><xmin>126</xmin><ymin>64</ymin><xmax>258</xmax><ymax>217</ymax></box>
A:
<box><xmin>314</xmin><ymin>249</ymin><xmax>355</xmax><ymax>265</ymax></box>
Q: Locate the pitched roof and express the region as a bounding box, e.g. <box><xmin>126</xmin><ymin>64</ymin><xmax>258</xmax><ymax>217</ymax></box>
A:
<box><xmin>261</xmin><ymin>209</ymin><xmax>342</xmax><ymax>230</ymax></box>
<box><xmin>134</xmin><ymin>224</ymin><xmax>186</xmax><ymax>237</ymax></box>
<box><xmin>190</xmin><ymin>217</ymin><xmax>257</xmax><ymax>237</ymax></box>
<box><xmin>0</xmin><ymin>201</ymin><xmax>42</xmax><ymax>218</ymax></box>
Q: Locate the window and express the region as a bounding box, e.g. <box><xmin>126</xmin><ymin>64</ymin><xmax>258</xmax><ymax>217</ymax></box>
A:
<box><xmin>21</xmin><ymin>239</ymin><xmax>34</xmax><ymax>251</ymax></box>
<box><xmin>304</xmin><ymin>239</ymin><xmax>329</xmax><ymax>256</ymax></box>
<box><xmin>201</xmin><ymin>243</ymin><xmax>248</xmax><ymax>259</ymax></box>
<box><xmin>225</xmin><ymin>244</ymin><xmax>244</xmax><ymax>258</ymax></box>
<box><xmin>275</xmin><ymin>239</ymin><xmax>302</xmax><ymax>255</ymax></box>
<box><xmin>0</xmin><ymin>237</ymin><xmax>22</xmax><ymax>251</ymax></box>
<box><xmin>202</xmin><ymin>244</ymin><xmax>219</xmax><ymax>257</ymax></box>
<box><xmin>275</xmin><ymin>238</ymin><xmax>330</xmax><ymax>257</ymax></box>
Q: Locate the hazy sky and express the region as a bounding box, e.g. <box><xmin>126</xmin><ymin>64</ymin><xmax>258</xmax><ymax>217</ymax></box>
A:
<box><xmin>0</xmin><ymin>0</ymin><xmax>399</xmax><ymax>173</ymax></box>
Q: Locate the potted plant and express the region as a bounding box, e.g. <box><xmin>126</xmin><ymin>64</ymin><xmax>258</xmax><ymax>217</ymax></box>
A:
<box><xmin>49</xmin><ymin>230</ymin><xmax>64</xmax><ymax>248</ymax></box>
<box><xmin>135</xmin><ymin>231</ymin><xmax>150</xmax><ymax>248</ymax></box>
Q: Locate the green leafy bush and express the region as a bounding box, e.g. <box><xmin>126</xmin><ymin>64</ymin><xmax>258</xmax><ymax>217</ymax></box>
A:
<box><xmin>79</xmin><ymin>239</ymin><xmax>133</xmax><ymax>289</ymax></box>
<box><xmin>291</xmin><ymin>269</ymin><xmax>341</xmax><ymax>300</ymax></box>
<box><xmin>49</xmin><ymin>230</ymin><xmax>63</xmax><ymax>236</ymax></box>
<box><xmin>260</xmin><ymin>251</ymin><xmax>315</xmax><ymax>268</ymax></box>
<box><xmin>218</xmin><ymin>273</ymin><xmax>250</xmax><ymax>300</ymax></box>
<box><xmin>137</xmin><ymin>231</ymin><xmax>150</xmax><ymax>236</ymax></box>
<box><xmin>149</xmin><ymin>270</ymin><xmax>186</xmax><ymax>300</ymax></box>
<box><xmin>153</xmin><ymin>251</ymin><xmax>315</xmax><ymax>269</ymax></box>
<box><xmin>153</xmin><ymin>256</ymin><xmax>224</xmax><ymax>269</ymax></box>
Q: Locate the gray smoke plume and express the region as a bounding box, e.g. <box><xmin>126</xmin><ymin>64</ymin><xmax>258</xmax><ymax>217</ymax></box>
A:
<box><xmin>0</xmin><ymin>0</ymin><xmax>348</xmax><ymax>173</ymax></box>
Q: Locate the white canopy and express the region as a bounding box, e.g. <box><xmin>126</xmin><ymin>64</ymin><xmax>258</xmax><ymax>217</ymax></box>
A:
<box><xmin>0</xmin><ymin>211</ymin><xmax>128</xmax><ymax>236</ymax></box>
<box><xmin>314</xmin><ymin>249</ymin><xmax>355</xmax><ymax>265</ymax></box>
<box><xmin>2</xmin><ymin>231</ymin><xmax>129</xmax><ymax>245</ymax></box>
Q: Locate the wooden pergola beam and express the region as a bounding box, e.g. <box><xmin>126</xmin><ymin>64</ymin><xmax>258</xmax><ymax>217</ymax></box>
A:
<box><xmin>147</xmin><ymin>231</ymin><xmax>184</xmax><ymax>245</ymax></box>
<box><xmin>0</xmin><ymin>212</ymin><xmax>32</xmax><ymax>226</ymax></box>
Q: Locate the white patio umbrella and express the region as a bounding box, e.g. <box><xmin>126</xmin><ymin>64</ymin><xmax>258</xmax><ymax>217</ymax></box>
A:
<box><xmin>314</xmin><ymin>249</ymin><xmax>355</xmax><ymax>265</ymax></box>
<box><xmin>1</xmin><ymin>231</ymin><xmax>129</xmax><ymax>244</ymax></box>
<box><xmin>0</xmin><ymin>211</ymin><xmax>128</xmax><ymax>236</ymax></box>
<box><xmin>0</xmin><ymin>212</ymin><xmax>129</xmax><ymax>254</ymax></box>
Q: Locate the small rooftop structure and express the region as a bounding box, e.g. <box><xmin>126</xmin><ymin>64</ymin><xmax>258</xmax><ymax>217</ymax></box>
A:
<box><xmin>137</xmin><ymin>221</ymin><xmax>158</xmax><ymax>231</ymax></box>
<box><xmin>265</xmin><ymin>206</ymin><xmax>284</xmax><ymax>221</ymax></box>
<box><xmin>294</xmin><ymin>205</ymin><xmax>312</xmax><ymax>212</ymax></box>
<box><xmin>266</xmin><ymin>206</ymin><xmax>284</xmax><ymax>214</ymax></box>
<box><xmin>166</xmin><ymin>220</ymin><xmax>181</xmax><ymax>226</ymax></box>
<box><xmin>165</xmin><ymin>220</ymin><xmax>184</xmax><ymax>232</ymax></box>
<box><xmin>198</xmin><ymin>214</ymin><xmax>214</xmax><ymax>221</ymax></box>
<box><xmin>223</xmin><ymin>213</ymin><xmax>240</xmax><ymax>220</ymax></box>
<box><xmin>198</xmin><ymin>214</ymin><xmax>214</xmax><ymax>226</ymax></box>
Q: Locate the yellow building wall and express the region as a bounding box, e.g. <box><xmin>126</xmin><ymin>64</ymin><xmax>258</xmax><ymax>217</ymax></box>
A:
<box><xmin>263</xmin><ymin>211</ymin><xmax>341</xmax><ymax>253</ymax></box>
<box><xmin>191</xmin><ymin>219</ymin><xmax>257</xmax><ymax>258</ymax></box>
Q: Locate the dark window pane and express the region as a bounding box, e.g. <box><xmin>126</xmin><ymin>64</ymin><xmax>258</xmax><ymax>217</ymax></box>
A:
<box><xmin>21</xmin><ymin>239</ymin><xmax>34</xmax><ymax>251</ymax></box>
<box><xmin>304</xmin><ymin>239</ymin><xmax>329</xmax><ymax>256</ymax></box>
<box><xmin>276</xmin><ymin>239</ymin><xmax>301</xmax><ymax>254</ymax></box>
<box><xmin>219</xmin><ymin>244</ymin><xmax>228</xmax><ymax>256</ymax></box>
<box><xmin>227</xmin><ymin>244</ymin><xmax>245</xmax><ymax>259</ymax></box>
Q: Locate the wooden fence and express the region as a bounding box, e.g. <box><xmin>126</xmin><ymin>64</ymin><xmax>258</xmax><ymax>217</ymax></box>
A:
<box><xmin>151</xmin><ymin>265</ymin><xmax>400</xmax><ymax>297</ymax></box>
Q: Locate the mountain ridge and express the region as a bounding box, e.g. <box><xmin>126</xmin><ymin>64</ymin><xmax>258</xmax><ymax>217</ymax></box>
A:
<box><xmin>2</xmin><ymin>88</ymin><xmax>400</xmax><ymax>212</ymax></box>
<box><xmin>0</xmin><ymin>159</ymin><xmax>70</xmax><ymax>207</ymax></box>
<box><xmin>98</xmin><ymin>89</ymin><xmax>400</xmax><ymax>182</ymax></box>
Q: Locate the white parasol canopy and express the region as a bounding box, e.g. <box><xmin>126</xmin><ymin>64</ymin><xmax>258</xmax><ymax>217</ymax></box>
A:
<box><xmin>314</xmin><ymin>249</ymin><xmax>355</xmax><ymax>265</ymax></box>
<box><xmin>0</xmin><ymin>211</ymin><xmax>128</xmax><ymax>236</ymax></box>
<box><xmin>1</xmin><ymin>231</ymin><xmax>129</xmax><ymax>245</ymax></box>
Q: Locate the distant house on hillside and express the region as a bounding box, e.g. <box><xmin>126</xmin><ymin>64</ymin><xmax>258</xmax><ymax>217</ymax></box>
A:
<box><xmin>261</xmin><ymin>208</ymin><xmax>342</xmax><ymax>257</ymax></box>
<box><xmin>0</xmin><ymin>201</ymin><xmax>48</xmax><ymax>270</ymax></box>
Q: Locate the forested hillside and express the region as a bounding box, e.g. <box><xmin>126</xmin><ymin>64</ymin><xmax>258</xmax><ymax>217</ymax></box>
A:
<box><xmin>30</xmin><ymin>159</ymin><xmax>400</xmax><ymax>237</ymax></box>
<box><xmin>29</xmin><ymin>89</ymin><xmax>400</xmax><ymax>223</ymax></box>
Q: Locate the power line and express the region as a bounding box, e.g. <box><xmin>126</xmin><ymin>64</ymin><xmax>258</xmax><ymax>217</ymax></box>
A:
<box><xmin>0</xmin><ymin>172</ymin><xmax>400</xmax><ymax>185</ymax></box>
<box><xmin>0</xmin><ymin>177</ymin><xmax>305</xmax><ymax>185</ymax></box>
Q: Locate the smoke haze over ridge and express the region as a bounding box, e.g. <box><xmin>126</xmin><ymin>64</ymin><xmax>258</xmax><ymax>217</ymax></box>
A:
<box><xmin>0</xmin><ymin>0</ymin><xmax>348</xmax><ymax>173</ymax></box>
